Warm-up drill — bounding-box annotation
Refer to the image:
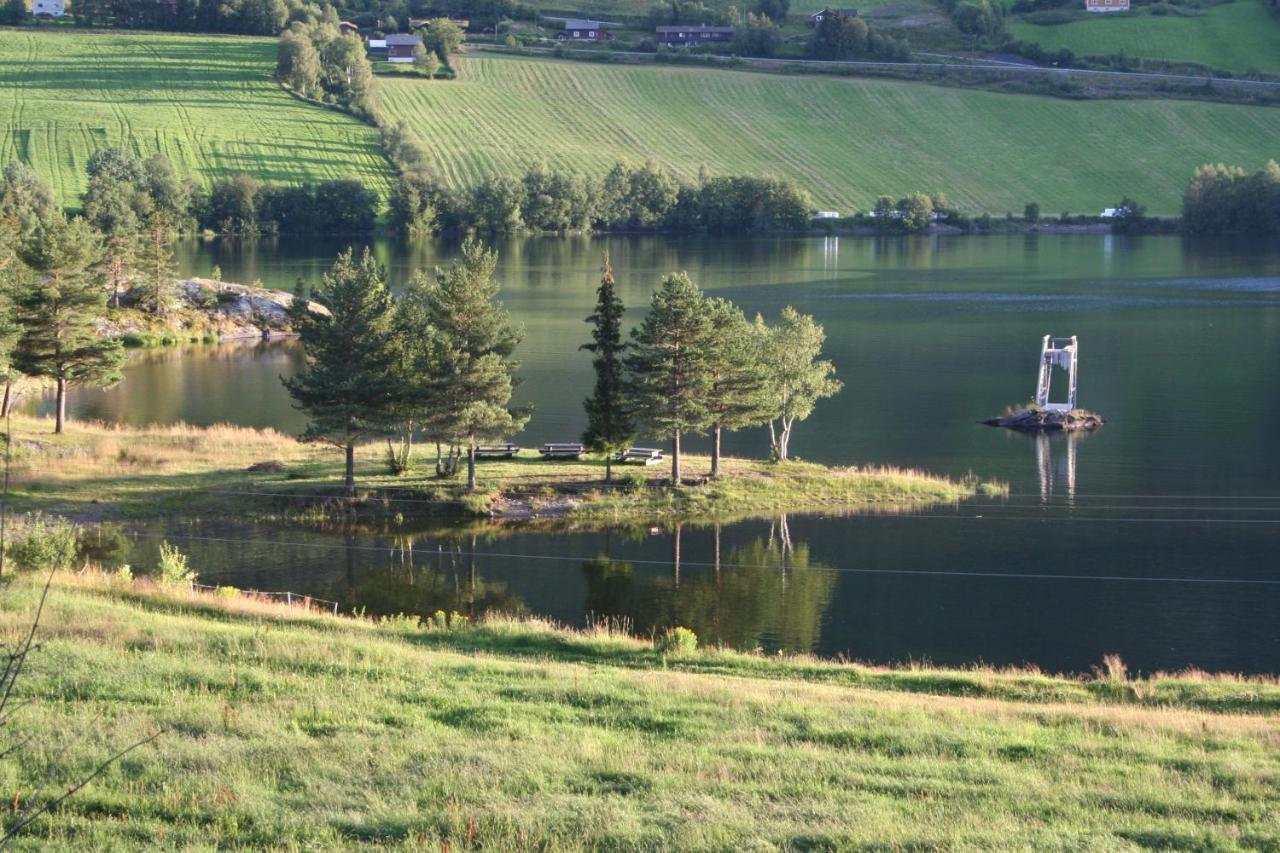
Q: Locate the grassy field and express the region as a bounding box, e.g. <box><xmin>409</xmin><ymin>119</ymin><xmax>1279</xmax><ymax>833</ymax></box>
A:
<box><xmin>383</xmin><ymin>54</ymin><xmax>1280</xmax><ymax>214</ymax></box>
<box><xmin>1008</xmin><ymin>0</ymin><xmax>1280</xmax><ymax>75</ymax></box>
<box><xmin>0</xmin><ymin>29</ymin><xmax>393</xmax><ymax>204</ymax></box>
<box><xmin>3</xmin><ymin>571</ymin><xmax>1279</xmax><ymax>848</ymax></box>
<box><xmin>7</xmin><ymin>415</ymin><xmax>986</xmax><ymax>524</ymax></box>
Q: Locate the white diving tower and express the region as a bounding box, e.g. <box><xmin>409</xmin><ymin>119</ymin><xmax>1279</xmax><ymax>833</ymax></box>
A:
<box><xmin>1034</xmin><ymin>335</ymin><xmax>1078</xmax><ymax>412</ymax></box>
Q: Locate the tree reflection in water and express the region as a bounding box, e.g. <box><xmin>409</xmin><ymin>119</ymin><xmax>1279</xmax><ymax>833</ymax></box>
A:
<box><xmin>581</xmin><ymin>516</ymin><xmax>837</xmax><ymax>654</ymax></box>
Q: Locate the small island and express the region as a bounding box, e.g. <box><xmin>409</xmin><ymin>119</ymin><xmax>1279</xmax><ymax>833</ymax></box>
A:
<box><xmin>984</xmin><ymin>406</ymin><xmax>1106</xmax><ymax>432</ymax></box>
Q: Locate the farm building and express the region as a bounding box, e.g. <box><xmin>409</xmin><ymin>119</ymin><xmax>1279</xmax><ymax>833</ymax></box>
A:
<box><xmin>32</xmin><ymin>0</ymin><xmax>65</xmax><ymax>16</ymax></box>
<box><xmin>386</xmin><ymin>33</ymin><xmax>423</xmax><ymax>62</ymax></box>
<box><xmin>1085</xmin><ymin>0</ymin><xmax>1129</xmax><ymax>11</ymax></box>
<box><xmin>338</xmin><ymin>20</ymin><xmax>359</xmax><ymax>34</ymax></box>
<box><xmin>367</xmin><ymin>37</ymin><xmax>388</xmax><ymax>56</ymax></box>
<box><xmin>655</xmin><ymin>25</ymin><xmax>736</xmax><ymax>46</ymax></box>
<box><xmin>807</xmin><ymin>8</ymin><xmax>858</xmax><ymax>26</ymax></box>
<box><xmin>557</xmin><ymin>20</ymin><xmax>613</xmax><ymax>41</ymax></box>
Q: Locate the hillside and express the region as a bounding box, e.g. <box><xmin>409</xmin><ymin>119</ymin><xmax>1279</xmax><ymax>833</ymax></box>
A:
<box><xmin>1007</xmin><ymin>0</ymin><xmax>1280</xmax><ymax>75</ymax></box>
<box><xmin>5</xmin><ymin>572</ymin><xmax>1279</xmax><ymax>848</ymax></box>
<box><xmin>382</xmin><ymin>54</ymin><xmax>1280</xmax><ymax>214</ymax></box>
<box><xmin>0</xmin><ymin>29</ymin><xmax>393</xmax><ymax>203</ymax></box>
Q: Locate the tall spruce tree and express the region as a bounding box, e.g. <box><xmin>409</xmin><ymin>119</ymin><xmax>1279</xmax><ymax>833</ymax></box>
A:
<box><xmin>422</xmin><ymin>239</ymin><xmax>528</xmax><ymax>492</ymax></box>
<box><xmin>703</xmin><ymin>298</ymin><xmax>771</xmax><ymax>478</ymax></box>
<box><xmin>758</xmin><ymin>306</ymin><xmax>842</xmax><ymax>461</ymax></box>
<box><xmin>281</xmin><ymin>248</ymin><xmax>398</xmax><ymax>491</ymax></box>
<box><xmin>14</xmin><ymin>217</ymin><xmax>124</xmax><ymax>434</ymax></box>
<box><xmin>581</xmin><ymin>255</ymin><xmax>634</xmax><ymax>483</ymax></box>
<box><xmin>625</xmin><ymin>272</ymin><xmax>714</xmax><ymax>486</ymax></box>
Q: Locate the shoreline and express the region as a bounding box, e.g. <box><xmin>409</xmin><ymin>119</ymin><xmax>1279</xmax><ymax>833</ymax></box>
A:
<box><xmin>7</xmin><ymin>416</ymin><xmax>1001</xmax><ymax>526</ymax></box>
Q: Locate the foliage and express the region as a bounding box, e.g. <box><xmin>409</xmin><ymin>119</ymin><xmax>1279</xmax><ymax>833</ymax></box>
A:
<box><xmin>155</xmin><ymin>540</ymin><xmax>197</xmax><ymax>586</ymax></box>
<box><xmin>654</xmin><ymin>625</ymin><xmax>698</xmax><ymax>654</ymax></box>
<box><xmin>281</xmin><ymin>248</ymin><xmax>400</xmax><ymax>489</ymax></box>
<box><xmin>13</xmin><ymin>217</ymin><xmax>124</xmax><ymax>434</ymax></box>
<box><xmin>423</xmin><ymin>18</ymin><xmax>466</xmax><ymax>66</ymax></box>
<box><xmin>581</xmin><ymin>256</ymin><xmax>635</xmax><ymax>482</ymax></box>
<box><xmin>1182</xmin><ymin>160</ymin><xmax>1280</xmax><ymax>235</ymax></box>
<box><xmin>757</xmin><ymin>306</ymin><xmax>841</xmax><ymax>461</ymax></box>
<box><xmin>703</xmin><ymin>299</ymin><xmax>771</xmax><ymax>477</ymax></box>
<box><xmin>625</xmin><ymin>272</ymin><xmax>715</xmax><ymax>485</ymax></box>
<box><xmin>133</xmin><ymin>215</ymin><xmax>178</xmax><ymax>315</ymax></box>
<box><xmin>7</xmin><ymin>513</ymin><xmax>80</xmax><ymax>572</ymax></box>
<box><xmin>732</xmin><ymin>12</ymin><xmax>783</xmax><ymax>57</ymax></box>
<box><xmin>807</xmin><ymin>9</ymin><xmax>909</xmax><ymax>61</ymax></box>
<box><xmin>413</xmin><ymin>41</ymin><xmax>441</xmax><ymax>77</ymax></box>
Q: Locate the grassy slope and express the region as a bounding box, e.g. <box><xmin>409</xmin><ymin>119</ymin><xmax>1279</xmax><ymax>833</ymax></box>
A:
<box><xmin>1008</xmin><ymin>0</ymin><xmax>1280</xmax><ymax>75</ymax></box>
<box><xmin>0</xmin><ymin>29</ymin><xmax>393</xmax><ymax>204</ymax></box>
<box><xmin>4</xmin><ymin>574</ymin><xmax>1279</xmax><ymax>849</ymax></box>
<box><xmin>8</xmin><ymin>415</ymin><xmax>982</xmax><ymax>522</ymax></box>
<box><xmin>383</xmin><ymin>54</ymin><xmax>1280</xmax><ymax>214</ymax></box>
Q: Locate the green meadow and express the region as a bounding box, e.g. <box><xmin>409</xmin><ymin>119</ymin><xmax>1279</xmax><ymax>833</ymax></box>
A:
<box><xmin>1008</xmin><ymin>0</ymin><xmax>1280</xmax><ymax>75</ymax></box>
<box><xmin>0</xmin><ymin>29</ymin><xmax>392</xmax><ymax>204</ymax></box>
<box><xmin>383</xmin><ymin>54</ymin><xmax>1280</xmax><ymax>214</ymax></box>
<box><xmin>4</xmin><ymin>572</ymin><xmax>1279</xmax><ymax>849</ymax></box>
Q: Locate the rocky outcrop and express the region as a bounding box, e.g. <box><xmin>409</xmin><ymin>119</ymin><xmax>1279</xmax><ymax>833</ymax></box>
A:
<box><xmin>983</xmin><ymin>408</ymin><xmax>1105</xmax><ymax>432</ymax></box>
<box><xmin>99</xmin><ymin>279</ymin><xmax>329</xmax><ymax>341</ymax></box>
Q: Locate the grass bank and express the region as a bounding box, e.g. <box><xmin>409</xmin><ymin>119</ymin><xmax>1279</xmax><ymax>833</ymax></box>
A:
<box><xmin>8</xmin><ymin>416</ymin><xmax>991</xmax><ymax>524</ymax></box>
<box><xmin>3</xmin><ymin>571</ymin><xmax>1279</xmax><ymax>848</ymax></box>
<box><xmin>382</xmin><ymin>53</ymin><xmax>1280</xmax><ymax>214</ymax></box>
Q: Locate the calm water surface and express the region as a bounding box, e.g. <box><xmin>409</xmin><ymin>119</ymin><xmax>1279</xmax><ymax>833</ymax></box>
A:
<box><xmin>43</xmin><ymin>233</ymin><xmax>1280</xmax><ymax>673</ymax></box>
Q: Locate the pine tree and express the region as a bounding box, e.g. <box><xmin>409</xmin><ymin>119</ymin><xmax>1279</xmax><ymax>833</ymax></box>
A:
<box><xmin>625</xmin><ymin>272</ymin><xmax>714</xmax><ymax>486</ymax></box>
<box><xmin>581</xmin><ymin>255</ymin><xmax>634</xmax><ymax>483</ymax></box>
<box><xmin>134</xmin><ymin>215</ymin><xmax>177</xmax><ymax>315</ymax></box>
<box><xmin>13</xmin><ymin>217</ymin><xmax>123</xmax><ymax>434</ymax></box>
<box><xmin>96</xmin><ymin>232</ymin><xmax>137</xmax><ymax>310</ymax></box>
<box><xmin>281</xmin><ymin>248</ymin><xmax>399</xmax><ymax>491</ymax></box>
<box><xmin>703</xmin><ymin>298</ymin><xmax>771</xmax><ymax>477</ymax></box>
<box><xmin>421</xmin><ymin>239</ymin><xmax>528</xmax><ymax>492</ymax></box>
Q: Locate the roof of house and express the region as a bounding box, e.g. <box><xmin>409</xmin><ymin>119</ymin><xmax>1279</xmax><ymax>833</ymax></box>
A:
<box><xmin>386</xmin><ymin>34</ymin><xmax>423</xmax><ymax>46</ymax></box>
<box><xmin>563</xmin><ymin>19</ymin><xmax>605</xmax><ymax>29</ymax></box>
<box><xmin>655</xmin><ymin>25</ymin><xmax>736</xmax><ymax>33</ymax></box>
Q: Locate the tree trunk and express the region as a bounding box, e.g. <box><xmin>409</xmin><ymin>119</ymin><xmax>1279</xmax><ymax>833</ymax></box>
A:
<box><xmin>778</xmin><ymin>418</ymin><xmax>792</xmax><ymax>461</ymax></box>
<box><xmin>672</xmin><ymin>523</ymin><xmax>682</xmax><ymax>588</ymax></box>
<box><xmin>710</xmin><ymin>425</ymin><xmax>722</xmax><ymax>478</ymax></box>
<box><xmin>768</xmin><ymin>420</ymin><xmax>779</xmax><ymax>461</ymax></box>
<box><xmin>466</xmin><ymin>442</ymin><xmax>477</xmax><ymax>492</ymax></box>
<box><xmin>344</xmin><ymin>442</ymin><xmax>355</xmax><ymax>493</ymax></box>
<box><xmin>604</xmin><ymin>454</ymin><xmax>613</xmax><ymax>484</ymax></box>
<box><xmin>1</xmin><ymin>383</ymin><xmax>11</xmax><ymax>418</ymax></box>
<box><xmin>671</xmin><ymin>428</ymin><xmax>682</xmax><ymax>487</ymax></box>
<box><xmin>55</xmin><ymin>378</ymin><xmax>67</xmax><ymax>434</ymax></box>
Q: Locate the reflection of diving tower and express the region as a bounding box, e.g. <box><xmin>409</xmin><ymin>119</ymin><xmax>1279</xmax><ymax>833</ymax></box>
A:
<box><xmin>1034</xmin><ymin>335</ymin><xmax>1078</xmax><ymax>412</ymax></box>
<box><xmin>1036</xmin><ymin>433</ymin><xmax>1078</xmax><ymax>503</ymax></box>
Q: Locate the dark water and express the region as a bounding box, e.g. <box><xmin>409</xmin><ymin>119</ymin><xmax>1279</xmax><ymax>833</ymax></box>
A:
<box><xmin>44</xmin><ymin>233</ymin><xmax>1280</xmax><ymax>674</ymax></box>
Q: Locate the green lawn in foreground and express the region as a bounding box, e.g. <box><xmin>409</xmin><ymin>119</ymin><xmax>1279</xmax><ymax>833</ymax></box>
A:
<box><xmin>4</xmin><ymin>574</ymin><xmax>1279</xmax><ymax>849</ymax></box>
<box><xmin>1008</xmin><ymin>0</ymin><xmax>1280</xmax><ymax>75</ymax></box>
<box><xmin>0</xmin><ymin>29</ymin><xmax>393</xmax><ymax>204</ymax></box>
<box><xmin>382</xmin><ymin>54</ymin><xmax>1280</xmax><ymax>214</ymax></box>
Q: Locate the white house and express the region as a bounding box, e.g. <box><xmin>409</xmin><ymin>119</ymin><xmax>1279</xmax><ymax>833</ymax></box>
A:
<box><xmin>1086</xmin><ymin>0</ymin><xmax>1130</xmax><ymax>12</ymax></box>
<box><xmin>32</xmin><ymin>0</ymin><xmax>66</xmax><ymax>16</ymax></box>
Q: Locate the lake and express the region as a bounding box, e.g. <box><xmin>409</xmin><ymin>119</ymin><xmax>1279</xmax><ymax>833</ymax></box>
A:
<box><xmin>39</xmin><ymin>232</ymin><xmax>1280</xmax><ymax>674</ymax></box>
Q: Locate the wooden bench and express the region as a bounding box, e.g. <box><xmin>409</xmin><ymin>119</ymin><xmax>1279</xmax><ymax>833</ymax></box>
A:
<box><xmin>539</xmin><ymin>442</ymin><xmax>585</xmax><ymax>459</ymax></box>
<box><xmin>475</xmin><ymin>444</ymin><xmax>519</xmax><ymax>459</ymax></box>
<box><xmin>615</xmin><ymin>447</ymin><xmax>664</xmax><ymax>465</ymax></box>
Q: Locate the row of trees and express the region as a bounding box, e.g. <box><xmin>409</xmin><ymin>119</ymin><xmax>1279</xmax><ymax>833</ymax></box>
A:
<box><xmin>276</xmin><ymin>20</ymin><xmax>380</xmax><ymax>119</ymax></box>
<box><xmin>29</xmin><ymin>0</ymin><xmax>333</xmax><ymax>34</ymax></box>
<box><xmin>807</xmin><ymin>9</ymin><xmax>910</xmax><ymax>62</ymax></box>
<box><xmin>285</xmin><ymin>243</ymin><xmax>840</xmax><ymax>492</ymax></box>
<box><xmin>1182</xmin><ymin>161</ymin><xmax>1280</xmax><ymax>236</ymax></box>
<box><xmin>388</xmin><ymin>148</ymin><xmax>817</xmax><ymax>236</ymax></box>
<box><xmin>582</xmin><ymin>259</ymin><xmax>840</xmax><ymax>484</ymax></box>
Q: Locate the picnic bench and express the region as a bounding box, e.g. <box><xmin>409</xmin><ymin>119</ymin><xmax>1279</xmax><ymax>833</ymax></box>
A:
<box><xmin>475</xmin><ymin>443</ymin><xmax>519</xmax><ymax>459</ymax></box>
<box><xmin>539</xmin><ymin>442</ymin><xmax>585</xmax><ymax>459</ymax></box>
<box><xmin>615</xmin><ymin>447</ymin><xmax>664</xmax><ymax>465</ymax></box>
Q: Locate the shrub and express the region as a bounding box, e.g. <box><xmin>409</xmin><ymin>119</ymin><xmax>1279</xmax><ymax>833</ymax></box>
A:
<box><xmin>424</xmin><ymin>609</ymin><xmax>470</xmax><ymax>631</ymax></box>
<box><xmin>216</xmin><ymin>585</ymin><xmax>240</xmax><ymax>599</ymax></box>
<box><xmin>156</xmin><ymin>540</ymin><xmax>197</xmax><ymax>586</ymax></box>
<box><xmin>8</xmin><ymin>513</ymin><xmax>81</xmax><ymax>572</ymax></box>
<box><xmin>655</xmin><ymin>626</ymin><xmax>698</xmax><ymax>655</ymax></box>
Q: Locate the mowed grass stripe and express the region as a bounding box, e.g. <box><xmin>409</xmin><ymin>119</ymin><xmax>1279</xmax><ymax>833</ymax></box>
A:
<box><xmin>382</xmin><ymin>54</ymin><xmax>1280</xmax><ymax>214</ymax></box>
<box><xmin>0</xmin><ymin>29</ymin><xmax>393</xmax><ymax>204</ymax></box>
